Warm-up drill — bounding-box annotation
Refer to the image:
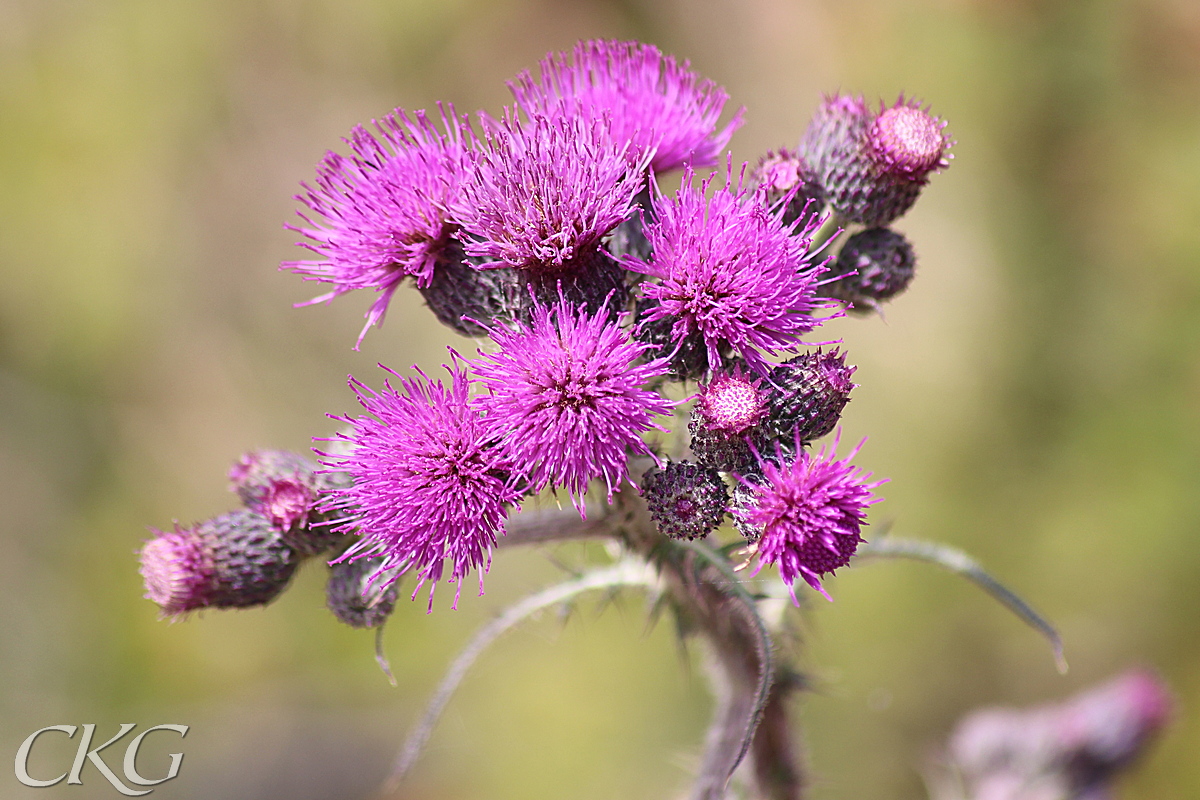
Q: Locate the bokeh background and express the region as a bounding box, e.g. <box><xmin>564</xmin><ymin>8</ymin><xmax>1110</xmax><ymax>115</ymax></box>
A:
<box><xmin>2</xmin><ymin>0</ymin><xmax>1198</xmax><ymax>797</ymax></box>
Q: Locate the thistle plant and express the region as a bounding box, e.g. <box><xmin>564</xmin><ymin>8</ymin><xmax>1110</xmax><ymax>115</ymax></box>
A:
<box><xmin>135</xmin><ymin>38</ymin><xmax>1117</xmax><ymax>800</ymax></box>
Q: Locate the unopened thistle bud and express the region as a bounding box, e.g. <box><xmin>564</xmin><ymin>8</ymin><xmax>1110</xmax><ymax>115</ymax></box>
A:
<box><xmin>326</xmin><ymin>557</ymin><xmax>401</xmax><ymax>629</ymax></box>
<box><xmin>752</xmin><ymin>148</ymin><xmax>824</xmax><ymax>226</ymax></box>
<box><xmin>766</xmin><ymin>349</ymin><xmax>856</xmax><ymax>444</ymax></box>
<box><xmin>641</xmin><ymin>461</ymin><xmax>728</xmax><ymax>540</ymax></box>
<box><xmin>866</xmin><ymin>102</ymin><xmax>952</xmax><ymax>180</ymax></box>
<box><xmin>822</xmin><ymin>228</ymin><xmax>916</xmax><ymax>310</ymax></box>
<box><xmin>139</xmin><ymin>510</ymin><xmax>301</xmax><ymax>617</ymax></box>
<box><xmin>688</xmin><ymin>366</ymin><xmax>769</xmax><ymax>472</ymax></box>
<box><xmin>801</xmin><ymin>94</ymin><xmax>951</xmax><ymax>226</ymax></box>
<box><xmin>229</xmin><ymin>450</ymin><xmax>343</xmax><ymax>554</ymax></box>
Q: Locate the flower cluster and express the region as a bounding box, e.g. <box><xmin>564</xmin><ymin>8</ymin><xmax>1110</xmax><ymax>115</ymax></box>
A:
<box><xmin>144</xmin><ymin>38</ymin><xmax>958</xmax><ymax>619</ymax></box>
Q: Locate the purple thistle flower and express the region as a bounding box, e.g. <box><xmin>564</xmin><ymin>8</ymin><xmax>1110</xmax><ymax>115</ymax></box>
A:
<box><xmin>452</xmin><ymin>110</ymin><xmax>649</xmax><ymax>274</ymax></box>
<box><xmin>509</xmin><ymin>39</ymin><xmax>744</xmax><ymax>174</ymax></box>
<box><xmin>322</xmin><ymin>364</ymin><xmax>518</xmax><ymax>610</ymax></box>
<box><xmin>470</xmin><ymin>296</ymin><xmax>674</xmax><ymax>511</ymax></box>
<box><xmin>627</xmin><ymin>165</ymin><xmax>830</xmax><ymax>375</ymax></box>
<box><xmin>734</xmin><ymin>434</ymin><xmax>883</xmax><ymax>601</ymax></box>
<box><xmin>285</xmin><ymin>106</ymin><xmax>467</xmax><ymax>347</ymax></box>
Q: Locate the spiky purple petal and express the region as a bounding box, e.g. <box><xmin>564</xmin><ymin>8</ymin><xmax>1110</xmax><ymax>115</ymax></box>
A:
<box><xmin>284</xmin><ymin>106</ymin><xmax>467</xmax><ymax>345</ymax></box>
<box><xmin>627</xmin><ymin>165</ymin><xmax>830</xmax><ymax>375</ymax></box>
<box><xmin>471</xmin><ymin>297</ymin><xmax>674</xmax><ymax>510</ymax></box>
<box><xmin>510</xmin><ymin>39</ymin><xmax>744</xmax><ymax>174</ymax></box>
<box><xmin>322</xmin><ymin>364</ymin><xmax>517</xmax><ymax>610</ymax></box>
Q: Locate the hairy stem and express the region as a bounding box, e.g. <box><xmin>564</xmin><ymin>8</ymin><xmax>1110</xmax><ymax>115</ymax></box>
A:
<box><xmin>496</xmin><ymin>505</ymin><xmax>617</xmax><ymax>548</ymax></box>
<box><xmin>615</xmin><ymin>492</ymin><xmax>802</xmax><ymax>800</ymax></box>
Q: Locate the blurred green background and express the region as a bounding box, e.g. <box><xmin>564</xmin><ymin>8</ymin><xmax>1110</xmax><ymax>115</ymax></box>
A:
<box><xmin>2</xmin><ymin>0</ymin><xmax>1198</xmax><ymax>797</ymax></box>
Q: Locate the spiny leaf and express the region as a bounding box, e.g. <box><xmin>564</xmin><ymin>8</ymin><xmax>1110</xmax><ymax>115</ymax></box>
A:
<box><xmin>857</xmin><ymin>536</ymin><xmax>1067</xmax><ymax>674</ymax></box>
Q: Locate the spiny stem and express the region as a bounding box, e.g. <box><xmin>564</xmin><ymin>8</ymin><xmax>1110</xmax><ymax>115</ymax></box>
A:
<box><xmin>676</xmin><ymin>538</ymin><xmax>776</xmax><ymax>787</ymax></box>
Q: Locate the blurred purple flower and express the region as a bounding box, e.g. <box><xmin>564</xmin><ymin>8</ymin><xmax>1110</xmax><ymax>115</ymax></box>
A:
<box><xmin>627</xmin><ymin>165</ymin><xmax>829</xmax><ymax>375</ymax></box>
<box><xmin>943</xmin><ymin>669</ymin><xmax>1173</xmax><ymax>800</ymax></box>
<box><xmin>285</xmin><ymin>106</ymin><xmax>467</xmax><ymax>346</ymax></box>
<box><xmin>323</xmin><ymin>364</ymin><xmax>517</xmax><ymax>610</ymax></box>
<box><xmin>735</xmin><ymin>434</ymin><xmax>882</xmax><ymax>600</ymax></box>
<box><xmin>509</xmin><ymin>39</ymin><xmax>744</xmax><ymax>174</ymax></box>
<box><xmin>471</xmin><ymin>297</ymin><xmax>673</xmax><ymax>511</ymax></box>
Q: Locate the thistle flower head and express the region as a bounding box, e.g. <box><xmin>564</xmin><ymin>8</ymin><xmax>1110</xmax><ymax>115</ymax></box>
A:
<box><xmin>323</xmin><ymin>364</ymin><xmax>518</xmax><ymax>610</ymax></box>
<box><xmin>452</xmin><ymin>111</ymin><xmax>649</xmax><ymax>274</ymax></box>
<box><xmin>734</xmin><ymin>434</ymin><xmax>882</xmax><ymax>601</ymax></box>
<box><xmin>471</xmin><ymin>296</ymin><xmax>674</xmax><ymax>511</ymax></box>
<box><xmin>641</xmin><ymin>460</ymin><xmax>729</xmax><ymax>540</ymax></box>
<box><xmin>696</xmin><ymin>365</ymin><xmax>767</xmax><ymax>434</ymax></box>
<box><xmin>866</xmin><ymin>97</ymin><xmax>953</xmax><ymax>180</ymax></box>
<box><xmin>229</xmin><ymin>450</ymin><xmax>318</xmax><ymax>532</ymax></box>
<box><xmin>139</xmin><ymin>529</ymin><xmax>212</xmax><ymax>617</ymax></box>
<box><xmin>326</xmin><ymin>557</ymin><xmax>402</xmax><ymax>629</ymax></box>
<box><xmin>801</xmin><ymin>93</ymin><xmax>952</xmax><ymax>225</ymax></box>
<box><xmin>139</xmin><ymin>511</ymin><xmax>300</xmax><ymax>617</ymax></box>
<box><xmin>285</xmin><ymin>106</ymin><xmax>467</xmax><ymax>346</ymax></box>
<box><xmin>628</xmin><ymin>165</ymin><xmax>828</xmax><ymax>375</ymax></box>
<box><xmin>509</xmin><ymin>39</ymin><xmax>744</xmax><ymax>174</ymax></box>
<box><xmin>766</xmin><ymin>348</ymin><xmax>857</xmax><ymax>443</ymax></box>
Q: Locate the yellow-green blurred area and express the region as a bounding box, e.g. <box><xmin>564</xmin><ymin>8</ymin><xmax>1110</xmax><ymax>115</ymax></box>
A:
<box><xmin>2</xmin><ymin>0</ymin><xmax>1198</xmax><ymax>797</ymax></box>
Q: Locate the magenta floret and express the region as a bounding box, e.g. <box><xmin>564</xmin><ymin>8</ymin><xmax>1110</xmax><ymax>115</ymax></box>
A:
<box><xmin>322</xmin><ymin>364</ymin><xmax>518</xmax><ymax>610</ymax></box>
<box><xmin>471</xmin><ymin>297</ymin><xmax>674</xmax><ymax>511</ymax></box>
<box><xmin>735</xmin><ymin>435</ymin><xmax>883</xmax><ymax>601</ymax></box>
<box><xmin>452</xmin><ymin>111</ymin><xmax>649</xmax><ymax>274</ymax></box>
<box><xmin>509</xmin><ymin>39</ymin><xmax>744</xmax><ymax>174</ymax></box>
<box><xmin>627</xmin><ymin>165</ymin><xmax>830</xmax><ymax>375</ymax></box>
<box><xmin>285</xmin><ymin>106</ymin><xmax>468</xmax><ymax>346</ymax></box>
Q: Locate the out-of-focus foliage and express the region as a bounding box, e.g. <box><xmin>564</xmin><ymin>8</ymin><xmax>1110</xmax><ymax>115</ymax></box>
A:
<box><xmin>1</xmin><ymin>1</ymin><xmax>1197</xmax><ymax>798</ymax></box>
